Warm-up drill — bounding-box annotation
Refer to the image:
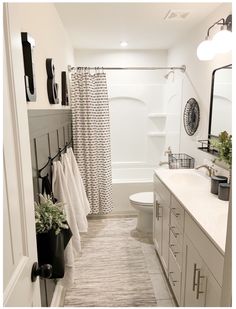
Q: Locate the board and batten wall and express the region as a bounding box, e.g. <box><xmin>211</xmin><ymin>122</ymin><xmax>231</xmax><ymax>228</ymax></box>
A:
<box><xmin>167</xmin><ymin>3</ymin><xmax>232</xmax><ymax>167</ymax></box>
<box><xmin>7</xmin><ymin>2</ymin><xmax>74</xmax><ymax>110</ymax></box>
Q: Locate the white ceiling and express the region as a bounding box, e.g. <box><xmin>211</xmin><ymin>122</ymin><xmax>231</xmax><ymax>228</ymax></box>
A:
<box><xmin>55</xmin><ymin>3</ymin><xmax>221</xmax><ymax>50</ymax></box>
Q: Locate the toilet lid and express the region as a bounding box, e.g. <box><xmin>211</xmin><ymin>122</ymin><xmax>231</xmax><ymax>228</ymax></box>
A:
<box><xmin>129</xmin><ymin>192</ymin><xmax>153</xmax><ymax>206</ymax></box>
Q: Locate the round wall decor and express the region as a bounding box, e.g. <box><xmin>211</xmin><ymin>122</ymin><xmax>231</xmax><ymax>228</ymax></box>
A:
<box><xmin>183</xmin><ymin>98</ymin><xmax>200</xmax><ymax>136</ymax></box>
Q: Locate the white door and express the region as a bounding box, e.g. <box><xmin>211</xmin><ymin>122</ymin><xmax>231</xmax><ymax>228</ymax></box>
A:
<box><xmin>3</xmin><ymin>4</ymin><xmax>41</xmax><ymax>307</ymax></box>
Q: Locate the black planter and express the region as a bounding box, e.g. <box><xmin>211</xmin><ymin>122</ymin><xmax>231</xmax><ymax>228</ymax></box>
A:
<box><xmin>36</xmin><ymin>228</ymin><xmax>72</xmax><ymax>279</ymax></box>
<box><xmin>218</xmin><ymin>183</ymin><xmax>230</xmax><ymax>201</ymax></box>
<box><xmin>210</xmin><ymin>176</ymin><xmax>228</xmax><ymax>195</ymax></box>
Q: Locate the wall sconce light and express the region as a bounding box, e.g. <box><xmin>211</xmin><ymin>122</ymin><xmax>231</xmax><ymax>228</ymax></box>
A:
<box><xmin>197</xmin><ymin>14</ymin><xmax>232</xmax><ymax>61</ymax></box>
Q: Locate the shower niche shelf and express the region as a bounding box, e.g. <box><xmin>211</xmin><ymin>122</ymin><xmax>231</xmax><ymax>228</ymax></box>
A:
<box><xmin>148</xmin><ymin>132</ymin><xmax>166</xmax><ymax>137</ymax></box>
<box><xmin>148</xmin><ymin>113</ymin><xmax>167</xmax><ymax>118</ymax></box>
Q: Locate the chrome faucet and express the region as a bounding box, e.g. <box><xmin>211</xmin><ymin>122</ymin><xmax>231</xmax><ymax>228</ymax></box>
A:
<box><xmin>164</xmin><ymin>146</ymin><xmax>172</xmax><ymax>156</ymax></box>
<box><xmin>159</xmin><ymin>161</ymin><xmax>169</xmax><ymax>166</ymax></box>
<box><xmin>195</xmin><ymin>164</ymin><xmax>217</xmax><ymax>177</ymax></box>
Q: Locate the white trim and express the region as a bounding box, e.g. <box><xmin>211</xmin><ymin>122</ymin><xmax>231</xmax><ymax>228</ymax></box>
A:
<box><xmin>3</xmin><ymin>257</ymin><xmax>28</xmax><ymax>305</ymax></box>
<box><xmin>50</xmin><ymin>283</ymin><xmax>66</xmax><ymax>307</ymax></box>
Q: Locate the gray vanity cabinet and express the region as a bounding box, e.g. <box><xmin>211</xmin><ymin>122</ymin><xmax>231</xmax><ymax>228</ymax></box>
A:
<box><xmin>153</xmin><ymin>174</ymin><xmax>170</xmax><ymax>275</ymax></box>
<box><xmin>153</xmin><ymin>173</ymin><xmax>224</xmax><ymax>307</ymax></box>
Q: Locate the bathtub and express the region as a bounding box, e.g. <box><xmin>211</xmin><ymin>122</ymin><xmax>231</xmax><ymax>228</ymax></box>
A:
<box><xmin>112</xmin><ymin>167</ymin><xmax>154</xmax><ymax>214</ymax></box>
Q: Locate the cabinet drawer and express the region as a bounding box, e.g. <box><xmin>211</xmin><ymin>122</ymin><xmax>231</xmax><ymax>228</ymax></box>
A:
<box><xmin>169</xmin><ymin>230</ymin><xmax>183</xmax><ymax>270</ymax></box>
<box><xmin>170</xmin><ymin>210</ymin><xmax>183</xmax><ymax>234</ymax></box>
<box><xmin>170</xmin><ymin>195</ymin><xmax>184</xmax><ymax>230</ymax></box>
<box><xmin>169</xmin><ymin>222</ymin><xmax>183</xmax><ymax>248</ymax></box>
<box><xmin>169</xmin><ymin>249</ymin><xmax>181</xmax><ymax>304</ymax></box>
<box><xmin>185</xmin><ymin>213</ymin><xmax>224</xmax><ymax>286</ymax></box>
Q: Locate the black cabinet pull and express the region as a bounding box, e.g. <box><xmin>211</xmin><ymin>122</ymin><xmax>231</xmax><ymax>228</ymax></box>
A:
<box><xmin>196</xmin><ymin>269</ymin><xmax>205</xmax><ymax>299</ymax></box>
<box><xmin>192</xmin><ymin>263</ymin><xmax>198</xmax><ymax>291</ymax></box>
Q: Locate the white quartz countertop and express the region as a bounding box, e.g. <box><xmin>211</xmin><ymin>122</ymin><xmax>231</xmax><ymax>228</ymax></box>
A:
<box><xmin>154</xmin><ymin>168</ymin><xmax>229</xmax><ymax>254</ymax></box>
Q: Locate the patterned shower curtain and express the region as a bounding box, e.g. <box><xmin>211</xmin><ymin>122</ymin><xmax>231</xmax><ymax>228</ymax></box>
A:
<box><xmin>70</xmin><ymin>69</ymin><xmax>113</xmax><ymax>214</ymax></box>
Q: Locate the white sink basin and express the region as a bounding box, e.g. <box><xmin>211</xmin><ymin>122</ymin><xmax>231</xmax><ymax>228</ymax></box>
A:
<box><xmin>168</xmin><ymin>171</ymin><xmax>209</xmax><ymax>188</ymax></box>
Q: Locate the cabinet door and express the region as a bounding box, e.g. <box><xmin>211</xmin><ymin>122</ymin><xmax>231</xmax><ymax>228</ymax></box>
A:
<box><xmin>153</xmin><ymin>175</ymin><xmax>170</xmax><ymax>275</ymax></box>
<box><xmin>153</xmin><ymin>191</ymin><xmax>162</xmax><ymax>254</ymax></box>
<box><xmin>183</xmin><ymin>237</ymin><xmax>206</xmax><ymax>307</ymax></box>
<box><xmin>183</xmin><ymin>236</ymin><xmax>222</xmax><ymax>307</ymax></box>
<box><xmin>204</xmin><ymin>267</ymin><xmax>222</xmax><ymax>307</ymax></box>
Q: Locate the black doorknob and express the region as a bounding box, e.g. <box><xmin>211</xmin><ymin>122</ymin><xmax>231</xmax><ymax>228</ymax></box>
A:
<box><xmin>31</xmin><ymin>262</ymin><xmax>53</xmax><ymax>282</ymax></box>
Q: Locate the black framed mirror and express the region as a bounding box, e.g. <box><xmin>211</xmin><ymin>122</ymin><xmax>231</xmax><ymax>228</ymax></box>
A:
<box><xmin>198</xmin><ymin>64</ymin><xmax>232</xmax><ymax>154</ymax></box>
<box><xmin>208</xmin><ymin>64</ymin><xmax>232</xmax><ymax>138</ymax></box>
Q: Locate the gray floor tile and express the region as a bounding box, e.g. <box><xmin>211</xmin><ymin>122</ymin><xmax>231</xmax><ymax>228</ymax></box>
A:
<box><xmin>143</xmin><ymin>250</ymin><xmax>163</xmax><ymax>274</ymax></box>
<box><xmin>156</xmin><ymin>299</ymin><xmax>175</xmax><ymax>307</ymax></box>
<box><xmin>150</xmin><ymin>273</ymin><xmax>173</xmax><ymax>300</ymax></box>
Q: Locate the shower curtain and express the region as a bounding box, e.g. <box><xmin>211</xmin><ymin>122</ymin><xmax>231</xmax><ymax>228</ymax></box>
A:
<box><xmin>70</xmin><ymin>69</ymin><xmax>113</xmax><ymax>214</ymax></box>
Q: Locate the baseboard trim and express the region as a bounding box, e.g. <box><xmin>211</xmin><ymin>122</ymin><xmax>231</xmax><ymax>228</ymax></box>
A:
<box><xmin>50</xmin><ymin>283</ymin><xmax>66</xmax><ymax>307</ymax></box>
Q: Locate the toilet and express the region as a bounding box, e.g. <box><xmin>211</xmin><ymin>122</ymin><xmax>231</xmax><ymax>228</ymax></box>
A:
<box><xmin>129</xmin><ymin>192</ymin><xmax>153</xmax><ymax>233</ymax></box>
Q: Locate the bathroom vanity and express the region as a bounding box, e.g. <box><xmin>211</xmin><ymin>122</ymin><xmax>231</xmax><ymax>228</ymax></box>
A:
<box><xmin>153</xmin><ymin>169</ymin><xmax>228</xmax><ymax>307</ymax></box>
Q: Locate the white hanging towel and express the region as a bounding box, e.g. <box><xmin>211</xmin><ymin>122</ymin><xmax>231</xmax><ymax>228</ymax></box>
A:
<box><xmin>52</xmin><ymin>161</ymin><xmax>81</xmax><ymax>287</ymax></box>
<box><xmin>67</xmin><ymin>147</ymin><xmax>91</xmax><ymax>216</ymax></box>
<box><xmin>61</xmin><ymin>152</ymin><xmax>88</xmax><ymax>232</ymax></box>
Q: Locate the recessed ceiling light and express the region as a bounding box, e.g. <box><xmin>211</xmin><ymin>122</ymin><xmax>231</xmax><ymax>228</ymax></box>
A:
<box><xmin>120</xmin><ymin>41</ymin><xmax>128</xmax><ymax>47</ymax></box>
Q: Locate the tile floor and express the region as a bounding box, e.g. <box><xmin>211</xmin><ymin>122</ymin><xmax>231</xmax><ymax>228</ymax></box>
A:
<box><xmin>64</xmin><ymin>216</ymin><xmax>175</xmax><ymax>307</ymax></box>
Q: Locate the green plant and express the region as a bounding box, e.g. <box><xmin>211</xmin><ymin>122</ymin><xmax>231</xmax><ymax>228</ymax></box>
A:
<box><xmin>210</xmin><ymin>131</ymin><xmax>232</xmax><ymax>183</ymax></box>
<box><xmin>35</xmin><ymin>194</ymin><xmax>68</xmax><ymax>235</ymax></box>
<box><xmin>210</xmin><ymin>131</ymin><xmax>232</xmax><ymax>167</ymax></box>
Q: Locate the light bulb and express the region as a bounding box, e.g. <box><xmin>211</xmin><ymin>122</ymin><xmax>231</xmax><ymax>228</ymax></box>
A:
<box><xmin>197</xmin><ymin>39</ymin><xmax>215</xmax><ymax>61</ymax></box>
<box><xmin>212</xmin><ymin>29</ymin><xmax>232</xmax><ymax>53</ymax></box>
<box><xmin>120</xmin><ymin>41</ymin><xmax>128</xmax><ymax>47</ymax></box>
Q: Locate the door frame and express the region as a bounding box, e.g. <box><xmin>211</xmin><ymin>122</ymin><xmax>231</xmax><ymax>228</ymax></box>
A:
<box><xmin>3</xmin><ymin>3</ymin><xmax>41</xmax><ymax>306</ymax></box>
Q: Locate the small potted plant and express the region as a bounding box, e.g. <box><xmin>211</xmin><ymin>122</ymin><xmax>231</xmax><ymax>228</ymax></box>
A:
<box><xmin>210</xmin><ymin>131</ymin><xmax>232</xmax><ymax>201</ymax></box>
<box><xmin>210</xmin><ymin>131</ymin><xmax>232</xmax><ymax>183</ymax></box>
<box><xmin>35</xmin><ymin>194</ymin><xmax>71</xmax><ymax>278</ymax></box>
